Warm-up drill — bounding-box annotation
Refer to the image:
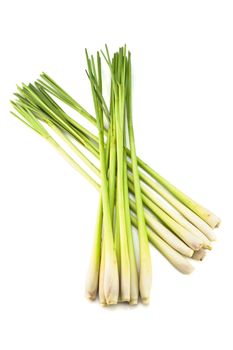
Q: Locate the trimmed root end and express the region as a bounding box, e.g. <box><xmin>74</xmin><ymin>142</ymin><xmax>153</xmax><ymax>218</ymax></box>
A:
<box><xmin>86</xmin><ymin>291</ymin><xmax>97</xmax><ymax>301</ymax></box>
<box><xmin>203</xmin><ymin>243</ymin><xmax>212</xmax><ymax>251</ymax></box>
<box><xmin>214</xmin><ymin>218</ymin><xmax>221</xmax><ymax>228</ymax></box>
<box><xmin>100</xmin><ymin>302</ymin><xmax>107</xmax><ymax>307</ymax></box>
<box><xmin>106</xmin><ymin>300</ymin><xmax>118</xmax><ymax>305</ymax></box>
<box><xmin>180</xmin><ymin>263</ymin><xmax>194</xmax><ymax>274</ymax></box>
<box><xmin>207</xmin><ymin>215</ymin><xmax>221</xmax><ymax>229</ymax></box>
<box><xmin>141</xmin><ymin>297</ymin><xmax>150</xmax><ymax>305</ymax></box>
<box><xmin>121</xmin><ymin>296</ymin><xmax>131</xmax><ymax>303</ymax></box>
<box><xmin>192</xmin><ymin>242</ymin><xmax>203</xmax><ymax>251</ymax></box>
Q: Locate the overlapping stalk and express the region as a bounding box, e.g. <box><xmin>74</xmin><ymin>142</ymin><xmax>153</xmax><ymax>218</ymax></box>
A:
<box><xmin>125</xmin><ymin>51</ymin><xmax>151</xmax><ymax>304</ymax></box>
<box><xmin>11</xmin><ymin>45</ymin><xmax>220</xmax><ymax>306</ymax></box>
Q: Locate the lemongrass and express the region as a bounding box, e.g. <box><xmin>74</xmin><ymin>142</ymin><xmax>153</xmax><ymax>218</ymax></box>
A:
<box><xmin>128</xmin><ymin>181</ymin><xmax>204</xmax><ymax>251</ymax></box>
<box><xmin>96</xmin><ymin>48</ymin><xmax>131</xmax><ymax>302</ymax></box>
<box><xmin>125</xmin><ymin>51</ymin><xmax>152</xmax><ymax>304</ymax></box>
<box><xmin>123</xmin><ymin>131</ymin><xmax>139</xmax><ymax>305</ymax></box>
<box><xmin>130</xmin><ymin>214</ymin><xmax>194</xmax><ymax>274</ymax></box>
<box><xmin>11</xmin><ymin>85</ymin><xmax>199</xmax><ymax>303</ymax></box>
<box><xmin>192</xmin><ymin>249</ymin><xmax>207</xmax><ymax>261</ymax></box>
<box><xmin>130</xmin><ymin>201</ymin><xmax>194</xmax><ymax>258</ymax></box>
<box><xmin>11</xmin><ymin>45</ymin><xmax>220</xmax><ymax>308</ymax></box>
<box><xmin>136</xmin><ymin>169</ymin><xmax>216</xmax><ymax>241</ymax></box>
<box><xmin>98</xmin><ymin>241</ymin><xmax>107</xmax><ymax>305</ymax></box>
<box><xmin>86</xmin><ymin>51</ymin><xmax>119</xmax><ymax>305</ymax></box>
<box><xmin>137</xmin><ymin>180</ymin><xmax>212</xmax><ymax>250</ymax></box>
<box><xmin>135</xmin><ymin>156</ymin><xmax>221</xmax><ymax>228</ymax></box>
<box><xmin>85</xmin><ymin>198</ymin><xmax>102</xmax><ymax>300</ymax></box>
<box><xmin>113</xmin><ymin>60</ymin><xmax>130</xmax><ymax>302</ymax></box>
<box><xmin>85</xmin><ymin>96</ymin><xmax>112</xmax><ymax>302</ymax></box>
<box><xmin>114</xmin><ymin>194</ymin><xmax>121</xmax><ymax>279</ymax></box>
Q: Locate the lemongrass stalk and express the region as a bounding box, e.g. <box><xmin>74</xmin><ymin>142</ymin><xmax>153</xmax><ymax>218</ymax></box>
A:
<box><xmin>107</xmin><ymin>66</ymin><xmax>121</xmax><ymax>286</ymax></box>
<box><xmin>47</xmin><ymin>121</ymin><xmax>100</xmax><ymax>177</ymax></box>
<box><xmin>108</xmin><ymin>125</ymin><xmax>117</xmax><ymax>216</ymax></box>
<box><xmin>192</xmin><ymin>249</ymin><xmax>207</xmax><ymax>261</ymax></box>
<box><xmin>114</xmin><ymin>193</ymin><xmax>121</xmax><ymax>280</ymax></box>
<box><xmin>135</xmin><ymin>156</ymin><xmax>221</xmax><ymax>228</ymax></box>
<box><xmin>104</xmin><ymin>49</ymin><xmax>130</xmax><ymax>302</ymax></box>
<box><xmin>85</xmin><ymin>197</ymin><xmax>102</xmax><ymax>300</ymax></box>
<box><xmin>148</xmin><ymin>230</ymin><xmax>195</xmax><ymax>274</ymax></box>
<box><xmin>136</xmin><ymin>168</ymin><xmax>216</xmax><ymax>241</ymax></box>
<box><xmin>128</xmin><ymin>181</ymin><xmax>204</xmax><ymax>251</ymax></box>
<box><xmin>98</xmin><ymin>241</ymin><xmax>106</xmax><ymax>306</ymax></box>
<box><xmin>123</xmin><ymin>137</ymin><xmax>139</xmax><ymax>305</ymax></box>
<box><xmin>38</xmin><ymin>72</ymin><xmax>96</xmax><ymax>125</ymax></box>
<box><xmin>115</xmin><ymin>86</ymin><xmax>130</xmax><ymax>302</ymax></box>
<box><xmin>86</xmin><ymin>51</ymin><xmax>119</xmax><ymax>305</ymax></box>
<box><xmin>95</xmin><ymin>51</ymin><xmax>116</xmax><ymax>222</ymax></box>
<box><xmin>136</xmin><ymin>179</ymin><xmax>212</xmax><ymax>250</ymax></box>
<box><xmin>49</xmin><ymin>86</ymin><xmax>108</xmax><ymax>303</ymax></box>
<box><xmin>130</xmin><ymin>214</ymin><xmax>194</xmax><ymax>274</ymax></box>
<box><xmin>94</xmin><ymin>49</ymin><xmax>130</xmax><ymax>302</ymax></box>
<box><xmin>15</xmin><ymin>88</ymin><xmax>99</xmax><ymax>160</ymax></box>
<box><xmin>85</xmin><ymin>68</ymin><xmax>112</xmax><ymax>303</ymax></box>
<box><xmin>126</xmin><ymin>51</ymin><xmax>151</xmax><ymax>304</ymax></box>
<box><xmin>48</xmin><ymin>137</ymin><xmax>99</xmax><ymax>189</ymax></box>
<box><xmin>18</xmin><ymin>83</ymin><xmax>99</xmax><ymax>144</ymax></box>
<box><xmin>93</xmin><ymin>129</ymin><xmax>114</xmax><ymax>304</ymax></box>
<box><xmin>106</xmin><ymin>72</ymin><xmax>120</xmax><ymax>302</ymax></box>
<box><xmin>129</xmin><ymin>200</ymin><xmax>193</xmax><ymax>257</ymax></box>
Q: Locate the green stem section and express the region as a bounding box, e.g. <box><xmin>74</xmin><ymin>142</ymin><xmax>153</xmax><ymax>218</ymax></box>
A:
<box><xmin>126</xmin><ymin>52</ymin><xmax>151</xmax><ymax>304</ymax></box>
<box><xmin>86</xmin><ymin>51</ymin><xmax>119</xmax><ymax>305</ymax></box>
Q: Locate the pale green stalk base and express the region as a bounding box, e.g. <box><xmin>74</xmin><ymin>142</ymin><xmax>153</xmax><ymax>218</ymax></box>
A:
<box><xmin>137</xmin><ymin>170</ymin><xmax>217</xmax><ymax>241</ymax></box>
<box><xmin>126</xmin><ymin>52</ymin><xmax>152</xmax><ymax>305</ymax></box>
<box><xmin>104</xmin><ymin>252</ymin><xmax>119</xmax><ymax>305</ymax></box>
<box><xmin>98</xmin><ymin>242</ymin><xmax>106</xmax><ymax>305</ymax></box>
<box><xmin>139</xmin><ymin>205</ymin><xmax>194</xmax><ymax>257</ymax></box>
<box><xmin>85</xmin><ymin>197</ymin><xmax>102</xmax><ymax>300</ymax></box>
<box><xmin>131</xmin><ymin>215</ymin><xmax>194</xmax><ymax>274</ymax></box>
<box><xmin>138</xmin><ymin>181</ymin><xmax>212</xmax><ymax>249</ymax></box>
<box><xmin>128</xmin><ymin>182</ymin><xmax>204</xmax><ymax>251</ymax></box>
<box><xmin>135</xmin><ymin>156</ymin><xmax>221</xmax><ymax>228</ymax></box>
<box><xmin>123</xmin><ymin>153</ymin><xmax>139</xmax><ymax>304</ymax></box>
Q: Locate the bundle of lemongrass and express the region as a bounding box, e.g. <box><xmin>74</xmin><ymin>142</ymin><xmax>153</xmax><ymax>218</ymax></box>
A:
<box><xmin>11</xmin><ymin>45</ymin><xmax>220</xmax><ymax>306</ymax></box>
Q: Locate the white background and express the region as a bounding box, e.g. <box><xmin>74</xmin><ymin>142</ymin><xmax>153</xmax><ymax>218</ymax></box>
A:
<box><xmin>0</xmin><ymin>1</ymin><xmax>233</xmax><ymax>349</ymax></box>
